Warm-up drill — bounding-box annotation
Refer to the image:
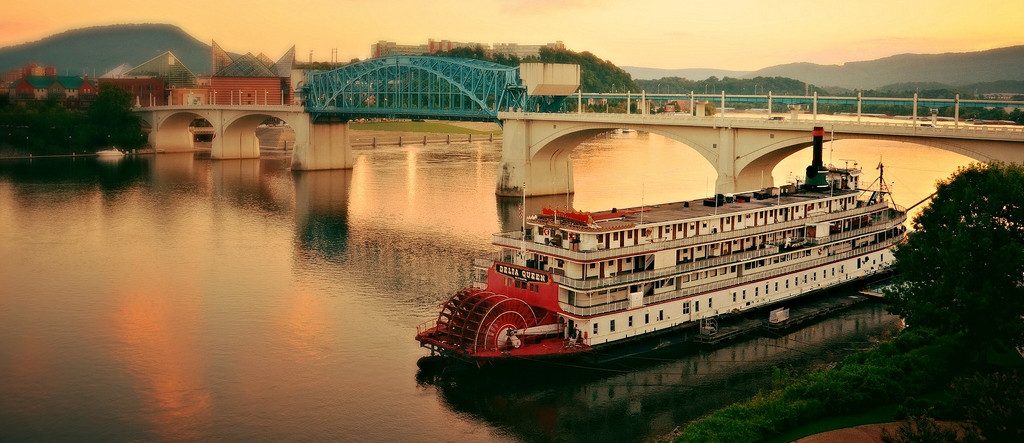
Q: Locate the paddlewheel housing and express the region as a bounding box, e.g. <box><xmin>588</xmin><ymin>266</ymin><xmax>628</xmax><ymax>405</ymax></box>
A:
<box><xmin>417</xmin><ymin>287</ymin><xmax>543</xmax><ymax>354</ymax></box>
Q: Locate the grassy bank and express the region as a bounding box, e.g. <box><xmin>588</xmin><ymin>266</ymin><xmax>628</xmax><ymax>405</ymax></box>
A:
<box><xmin>348</xmin><ymin>121</ymin><xmax>500</xmax><ymax>134</ymax></box>
<box><xmin>672</xmin><ymin>328</ymin><xmax>1022</xmax><ymax>442</ymax></box>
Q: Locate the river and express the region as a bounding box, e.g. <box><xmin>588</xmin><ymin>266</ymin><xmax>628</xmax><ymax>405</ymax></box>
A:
<box><xmin>0</xmin><ymin>132</ymin><xmax>973</xmax><ymax>441</ymax></box>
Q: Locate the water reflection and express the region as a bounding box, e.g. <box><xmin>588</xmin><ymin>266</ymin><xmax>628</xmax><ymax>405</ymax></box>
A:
<box><xmin>294</xmin><ymin>169</ymin><xmax>352</xmax><ymax>260</ymax></box>
<box><xmin>421</xmin><ymin>300</ymin><xmax>900</xmax><ymax>442</ymax></box>
<box><xmin>111</xmin><ymin>277</ymin><xmax>211</xmax><ymax>440</ymax></box>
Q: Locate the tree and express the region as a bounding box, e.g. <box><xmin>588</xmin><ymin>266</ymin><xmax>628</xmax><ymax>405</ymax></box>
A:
<box><xmin>88</xmin><ymin>83</ymin><xmax>146</xmax><ymax>150</ymax></box>
<box><xmin>886</xmin><ymin>163</ymin><xmax>1024</xmax><ymax>348</ymax></box>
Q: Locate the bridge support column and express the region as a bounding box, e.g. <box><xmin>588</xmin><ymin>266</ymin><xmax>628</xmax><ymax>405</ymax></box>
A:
<box><xmin>496</xmin><ymin>119</ymin><xmax>574</xmax><ymax>198</ymax></box>
<box><xmin>714</xmin><ymin>128</ymin><xmax>738</xmax><ymax>194</ymax></box>
<box><xmin>291</xmin><ymin>120</ymin><xmax>354</xmax><ymax>171</ymax></box>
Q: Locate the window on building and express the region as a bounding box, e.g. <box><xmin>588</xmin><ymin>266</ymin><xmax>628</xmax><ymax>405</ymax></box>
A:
<box><xmin>593</xmin><ymin>323</ymin><xmax>599</xmax><ymax>334</ymax></box>
<box><xmin>628</xmin><ymin>316</ymin><xmax>633</xmax><ymax>327</ymax></box>
<box><xmin>695</xmin><ymin>300</ymin><xmax>700</xmax><ymax>312</ymax></box>
<box><xmin>682</xmin><ymin>302</ymin><xmax>690</xmax><ymax>314</ymax></box>
<box><xmin>610</xmin><ymin>320</ymin><xmax>616</xmax><ymax>332</ymax></box>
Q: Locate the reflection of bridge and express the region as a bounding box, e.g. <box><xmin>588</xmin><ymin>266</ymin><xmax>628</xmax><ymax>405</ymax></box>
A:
<box><xmin>498</xmin><ymin>112</ymin><xmax>1024</xmax><ymax>196</ymax></box>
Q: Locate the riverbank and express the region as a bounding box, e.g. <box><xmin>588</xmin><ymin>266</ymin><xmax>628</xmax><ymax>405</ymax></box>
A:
<box><xmin>666</xmin><ymin>327</ymin><xmax>1022</xmax><ymax>442</ymax></box>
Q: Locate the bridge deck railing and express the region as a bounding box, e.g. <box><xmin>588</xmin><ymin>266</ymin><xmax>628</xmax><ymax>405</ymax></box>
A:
<box><xmin>498</xmin><ymin>111</ymin><xmax>1024</xmax><ymax>140</ymax></box>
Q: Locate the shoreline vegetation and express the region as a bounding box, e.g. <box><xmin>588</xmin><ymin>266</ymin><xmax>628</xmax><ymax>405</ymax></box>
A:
<box><xmin>0</xmin><ymin>84</ymin><xmax>146</xmax><ymax>157</ymax></box>
<box><xmin>668</xmin><ymin>163</ymin><xmax>1024</xmax><ymax>443</ymax></box>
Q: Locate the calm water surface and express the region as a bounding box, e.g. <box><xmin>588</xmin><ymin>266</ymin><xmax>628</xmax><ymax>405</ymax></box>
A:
<box><xmin>0</xmin><ymin>133</ymin><xmax>974</xmax><ymax>441</ymax></box>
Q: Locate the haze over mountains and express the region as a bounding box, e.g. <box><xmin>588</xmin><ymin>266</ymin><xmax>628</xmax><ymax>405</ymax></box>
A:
<box><xmin>625</xmin><ymin>45</ymin><xmax>1024</xmax><ymax>90</ymax></box>
<box><xmin>0</xmin><ymin>24</ymin><xmax>215</xmax><ymax>76</ymax></box>
<box><xmin>2</xmin><ymin>24</ymin><xmax>1022</xmax><ymax>91</ymax></box>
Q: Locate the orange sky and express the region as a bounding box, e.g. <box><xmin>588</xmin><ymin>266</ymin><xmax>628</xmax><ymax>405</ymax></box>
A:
<box><xmin>2</xmin><ymin>0</ymin><xmax>1023</xmax><ymax>70</ymax></box>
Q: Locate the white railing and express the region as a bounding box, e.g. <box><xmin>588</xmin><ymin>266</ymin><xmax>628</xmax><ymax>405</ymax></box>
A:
<box><xmin>498</xmin><ymin>112</ymin><xmax>1024</xmax><ymax>140</ymax></box>
<box><xmin>559</xmin><ymin>235</ymin><xmax>902</xmax><ymax>317</ymax></box>
<box><xmin>493</xmin><ymin>202</ymin><xmax>891</xmax><ymax>261</ymax></box>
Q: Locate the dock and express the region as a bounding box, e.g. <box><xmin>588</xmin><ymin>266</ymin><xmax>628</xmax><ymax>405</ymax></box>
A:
<box><xmin>693</xmin><ymin>294</ymin><xmax>871</xmax><ymax>345</ymax></box>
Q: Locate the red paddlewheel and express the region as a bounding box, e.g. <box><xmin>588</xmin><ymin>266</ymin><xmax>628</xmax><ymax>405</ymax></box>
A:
<box><xmin>429</xmin><ymin>288</ymin><xmax>541</xmax><ymax>353</ymax></box>
<box><xmin>475</xmin><ymin>298</ymin><xmax>538</xmax><ymax>352</ymax></box>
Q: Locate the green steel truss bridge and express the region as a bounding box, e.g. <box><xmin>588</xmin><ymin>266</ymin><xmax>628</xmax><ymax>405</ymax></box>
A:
<box><xmin>304</xmin><ymin>56</ymin><xmax>526</xmax><ymax>122</ymax></box>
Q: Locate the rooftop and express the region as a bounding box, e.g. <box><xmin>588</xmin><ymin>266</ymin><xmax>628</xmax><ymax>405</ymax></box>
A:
<box><xmin>529</xmin><ymin>189</ymin><xmax>860</xmax><ymax>232</ymax></box>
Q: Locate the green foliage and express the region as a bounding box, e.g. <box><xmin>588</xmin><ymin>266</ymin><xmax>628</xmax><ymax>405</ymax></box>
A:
<box><xmin>433</xmin><ymin>46</ymin><xmax>638</xmax><ymax>92</ymax></box>
<box><xmin>0</xmin><ymin>84</ymin><xmax>145</xmax><ymax>155</ymax></box>
<box><xmin>881</xmin><ymin>416</ymin><xmax>980</xmax><ymax>443</ymax></box>
<box><xmin>635</xmin><ymin>76</ymin><xmax>826</xmax><ymax>96</ymax></box>
<box><xmin>88</xmin><ymin>84</ymin><xmax>146</xmax><ymax>149</ymax></box>
<box><xmin>675</xmin><ymin>329</ymin><xmax>968</xmax><ymax>442</ymax></box>
<box><xmin>886</xmin><ymin>163</ymin><xmax>1024</xmax><ymax>348</ymax></box>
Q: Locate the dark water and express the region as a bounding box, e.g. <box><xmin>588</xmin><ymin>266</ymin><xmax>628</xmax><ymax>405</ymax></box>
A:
<box><xmin>0</xmin><ymin>134</ymin><xmax>972</xmax><ymax>441</ymax></box>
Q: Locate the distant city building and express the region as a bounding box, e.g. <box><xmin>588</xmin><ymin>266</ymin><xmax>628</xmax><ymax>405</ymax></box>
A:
<box><xmin>99</xmin><ymin>51</ymin><xmax>196</xmax><ymax>106</ymax></box>
<box><xmin>8</xmin><ymin>75</ymin><xmax>98</xmax><ymax>106</ymax></box>
<box><xmin>492</xmin><ymin>41</ymin><xmax>565</xmax><ymax>58</ymax></box>
<box><xmin>208</xmin><ymin>42</ymin><xmax>295</xmax><ymax>106</ymax></box>
<box><xmin>370</xmin><ymin>39</ymin><xmax>566</xmax><ymax>58</ymax></box>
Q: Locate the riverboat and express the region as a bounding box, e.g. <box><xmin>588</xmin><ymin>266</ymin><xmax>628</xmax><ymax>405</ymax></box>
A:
<box><xmin>416</xmin><ymin>127</ymin><xmax>906</xmax><ymax>364</ymax></box>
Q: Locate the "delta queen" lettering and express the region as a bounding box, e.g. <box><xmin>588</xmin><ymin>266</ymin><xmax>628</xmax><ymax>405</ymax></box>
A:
<box><xmin>495</xmin><ymin>264</ymin><xmax>549</xmax><ymax>283</ymax></box>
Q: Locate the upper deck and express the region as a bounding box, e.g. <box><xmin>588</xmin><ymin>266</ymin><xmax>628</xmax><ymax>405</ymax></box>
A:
<box><xmin>494</xmin><ymin>188</ymin><xmax>892</xmax><ymax>262</ymax></box>
<box><xmin>535</xmin><ymin>189</ymin><xmax>860</xmax><ymax>232</ymax></box>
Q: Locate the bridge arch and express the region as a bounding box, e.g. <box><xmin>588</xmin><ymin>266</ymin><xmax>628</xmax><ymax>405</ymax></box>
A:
<box><xmin>218</xmin><ymin>112</ymin><xmax>304</xmax><ymax>159</ymax></box>
<box><xmin>734</xmin><ymin>133</ymin><xmax>999</xmax><ymax>191</ymax></box>
<box><xmin>499</xmin><ymin>119</ymin><xmax>721</xmax><ymax>197</ymax></box>
<box><xmin>147</xmin><ymin>110</ymin><xmax>216</xmax><ymax>152</ymax></box>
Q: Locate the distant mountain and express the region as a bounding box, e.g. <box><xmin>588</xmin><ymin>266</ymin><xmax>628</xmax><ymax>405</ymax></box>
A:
<box><xmin>745</xmin><ymin>46</ymin><xmax>1024</xmax><ymax>89</ymax></box>
<box><xmin>0</xmin><ymin>24</ymin><xmax>214</xmax><ymax>76</ymax></box>
<box><xmin>622</xmin><ymin>66</ymin><xmax>751</xmax><ymax>80</ymax></box>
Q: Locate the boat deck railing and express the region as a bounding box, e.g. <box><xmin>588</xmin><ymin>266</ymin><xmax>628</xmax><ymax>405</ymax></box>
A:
<box><xmin>558</xmin><ymin>235</ymin><xmax>902</xmax><ymax>317</ymax></box>
<box><xmin>548</xmin><ymin>210</ymin><xmax>904</xmax><ymax>291</ymax></box>
<box><xmin>493</xmin><ymin>201</ymin><xmax>892</xmax><ymax>261</ymax></box>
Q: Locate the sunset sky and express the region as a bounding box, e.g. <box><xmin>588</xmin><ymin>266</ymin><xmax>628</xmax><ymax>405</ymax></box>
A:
<box><xmin>2</xmin><ymin>0</ymin><xmax>1023</xmax><ymax>70</ymax></box>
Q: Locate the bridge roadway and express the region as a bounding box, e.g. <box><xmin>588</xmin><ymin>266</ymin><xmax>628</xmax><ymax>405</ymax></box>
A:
<box><xmin>497</xmin><ymin>111</ymin><xmax>1024</xmax><ymax>197</ymax></box>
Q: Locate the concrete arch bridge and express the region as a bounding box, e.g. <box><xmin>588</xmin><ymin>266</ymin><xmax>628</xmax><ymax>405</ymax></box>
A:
<box><xmin>496</xmin><ymin>112</ymin><xmax>1024</xmax><ymax>197</ymax></box>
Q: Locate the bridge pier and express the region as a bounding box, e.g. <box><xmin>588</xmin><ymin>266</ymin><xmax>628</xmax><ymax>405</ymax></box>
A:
<box><xmin>497</xmin><ymin>119</ymin><xmax>575</xmax><ymax>197</ymax></box>
<box><xmin>291</xmin><ymin>122</ymin><xmax>355</xmax><ymax>171</ymax></box>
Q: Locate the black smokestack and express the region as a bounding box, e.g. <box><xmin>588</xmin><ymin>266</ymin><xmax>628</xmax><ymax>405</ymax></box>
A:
<box><xmin>811</xmin><ymin>126</ymin><xmax>824</xmax><ymax>169</ymax></box>
<box><xmin>804</xmin><ymin>126</ymin><xmax>828</xmax><ymax>190</ymax></box>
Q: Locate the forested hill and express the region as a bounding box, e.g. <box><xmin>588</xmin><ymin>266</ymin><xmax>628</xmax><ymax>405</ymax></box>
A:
<box><xmin>0</xmin><ymin>24</ymin><xmax>214</xmax><ymax>75</ymax></box>
<box><xmin>634</xmin><ymin>76</ymin><xmax>827</xmax><ymax>96</ymax></box>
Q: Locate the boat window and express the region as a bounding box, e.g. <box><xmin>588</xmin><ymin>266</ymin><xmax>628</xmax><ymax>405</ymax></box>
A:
<box><xmin>593</xmin><ymin>323</ymin><xmax>599</xmax><ymax>334</ymax></box>
<box><xmin>610</xmin><ymin>320</ymin><xmax>616</xmax><ymax>332</ymax></box>
<box><xmin>682</xmin><ymin>302</ymin><xmax>690</xmax><ymax>314</ymax></box>
<box><xmin>695</xmin><ymin>301</ymin><xmax>700</xmax><ymax>311</ymax></box>
<box><xmin>658</xmin><ymin>310</ymin><xmax>664</xmax><ymax>321</ymax></box>
<box><xmin>628</xmin><ymin>316</ymin><xmax>633</xmax><ymax>327</ymax></box>
<box><xmin>644</xmin><ymin>313</ymin><xmax>649</xmax><ymax>324</ymax></box>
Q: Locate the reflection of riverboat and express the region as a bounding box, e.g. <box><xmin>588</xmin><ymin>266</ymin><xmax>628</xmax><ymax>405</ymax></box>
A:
<box><xmin>416</xmin><ymin>127</ymin><xmax>906</xmax><ymax>365</ymax></box>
